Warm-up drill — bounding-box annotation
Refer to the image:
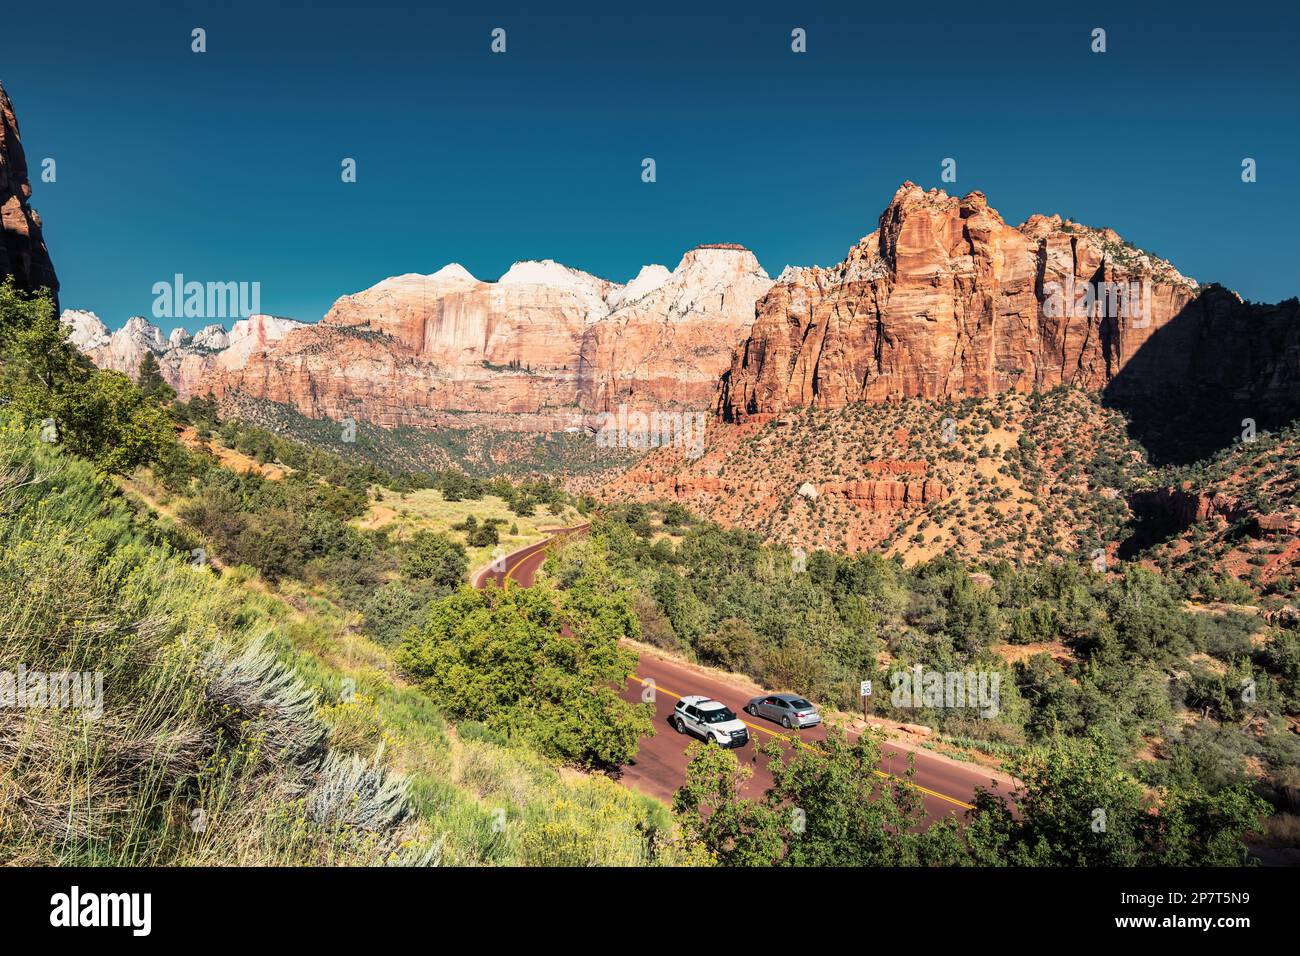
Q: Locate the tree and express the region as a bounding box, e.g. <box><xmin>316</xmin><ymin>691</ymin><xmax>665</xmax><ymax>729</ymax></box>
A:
<box><xmin>396</xmin><ymin>583</ymin><xmax>653</xmax><ymax>768</ymax></box>
<box><xmin>398</xmin><ymin>531</ymin><xmax>468</xmax><ymax>589</ymax></box>
<box><xmin>695</xmin><ymin>617</ymin><xmax>762</xmax><ymax>672</ymax></box>
<box><xmin>672</xmin><ymin>729</ymin><xmax>966</xmax><ymax>866</ymax></box>
<box><xmin>672</xmin><ymin>743</ymin><xmax>783</xmax><ymax>865</ymax></box>
<box><xmin>362</xmin><ymin>582</ymin><xmax>427</xmax><ymax>646</ymax></box>
<box><xmin>136</xmin><ymin>351</ymin><xmax>175</xmax><ymax>403</ymax></box>
<box><xmin>964</xmin><ymin>732</ymin><xmax>1266</xmax><ymax>866</ymax></box>
<box><xmin>0</xmin><ymin>282</ymin><xmax>174</xmax><ymax>474</ymax></box>
<box><xmin>48</xmin><ymin>369</ymin><xmax>176</xmax><ymax>474</ymax></box>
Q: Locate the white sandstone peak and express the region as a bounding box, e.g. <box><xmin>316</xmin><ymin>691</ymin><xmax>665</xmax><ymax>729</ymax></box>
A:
<box><xmin>608</xmin><ymin>264</ymin><xmax>671</xmax><ymax>308</ymax></box>
<box><xmin>776</xmin><ymin>265</ymin><xmax>815</xmax><ymax>284</ymax></box>
<box><xmin>430</xmin><ymin>262</ymin><xmax>477</xmax><ymax>283</ymax></box>
<box><xmin>605</xmin><ymin>244</ymin><xmax>774</xmax><ymax>321</ymax></box>
<box><xmin>499</xmin><ymin>259</ymin><xmax>606</xmax><ymax>290</ymax></box>
<box><xmin>676</xmin><ymin>244</ymin><xmax>768</xmax><ymax>281</ymax></box>
<box><xmin>60</xmin><ymin>309</ymin><xmax>111</xmax><ymax>350</ymax></box>
<box><xmin>119</xmin><ymin>315</ymin><xmax>165</xmax><ymax>346</ymax></box>
<box><xmin>192</xmin><ymin>324</ymin><xmax>230</xmax><ymax>350</ymax></box>
<box><xmin>219</xmin><ymin>316</ymin><xmax>305</xmax><ymax>371</ymax></box>
<box><xmin>227</xmin><ymin>315</ymin><xmax>303</xmax><ymax>347</ymax></box>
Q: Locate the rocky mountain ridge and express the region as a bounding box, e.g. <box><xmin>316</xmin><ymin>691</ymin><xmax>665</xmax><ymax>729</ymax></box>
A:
<box><xmin>68</xmin><ymin>245</ymin><xmax>773</xmax><ymax>432</ymax></box>
<box><xmin>60</xmin><ymin>183</ymin><xmax>1299</xmax><ymax>446</ymax></box>
<box><xmin>717</xmin><ymin>183</ymin><xmax>1299</xmax><ymax>432</ymax></box>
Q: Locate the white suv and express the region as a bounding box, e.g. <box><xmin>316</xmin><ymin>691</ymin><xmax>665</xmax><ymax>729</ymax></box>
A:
<box><xmin>672</xmin><ymin>695</ymin><xmax>750</xmax><ymax>748</ymax></box>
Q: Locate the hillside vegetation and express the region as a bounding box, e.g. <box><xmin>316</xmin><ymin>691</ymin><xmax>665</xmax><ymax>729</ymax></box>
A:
<box><xmin>544</xmin><ymin>503</ymin><xmax>1298</xmax><ymax>858</ymax></box>
<box><xmin>0</xmin><ymin>282</ymin><xmax>699</xmax><ymax>866</ymax></box>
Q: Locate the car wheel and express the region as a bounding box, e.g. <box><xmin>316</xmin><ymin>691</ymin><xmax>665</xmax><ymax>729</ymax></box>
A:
<box><xmin>673</xmin><ymin>716</ymin><xmax>684</xmax><ymax>734</ymax></box>
<box><xmin>782</xmin><ymin>716</ymin><xmax>792</xmax><ymax>729</ymax></box>
<box><xmin>744</xmin><ymin>704</ymin><xmax>754</xmax><ymax>715</ymax></box>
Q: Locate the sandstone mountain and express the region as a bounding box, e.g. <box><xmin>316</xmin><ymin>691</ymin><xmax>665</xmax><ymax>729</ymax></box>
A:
<box><xmin>63</xmin><ymin>182</ymin><xmax>1297</xmax><ymax>459</ymax></box>
<box><xmin>717</xmin><ymin>183</ymin><xmax>1300</xmax><ymax>445</ymax></box>
<box><xmin>62</xmin><ymin>309</ymin><xmax>305</xmax><ymax>393</ymax></box>
<box><xmin>576</xmin><ymin>245</ymin><xmax>775</xmax><ymax>414</ymax></box>
<box><xmin>0</xmin><ymin>82</ymin><xmax>58</xmax><ymax>308</ymax></box>
<box><xmin>101</xmin><ymin>245</ymin><xmax>772</xmax><ymax>432</ymax></box>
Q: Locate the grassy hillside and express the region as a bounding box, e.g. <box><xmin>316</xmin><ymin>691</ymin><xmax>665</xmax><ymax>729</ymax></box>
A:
<box><xmin>0</xmin><ymin>416</ymin><xmax>699</xmax><ymax>865</ymax></box>
<box><xmin>220</xmin><ymin>393</ymin><xmax>637</xmax><ymax>479</ymax></box>
<box><xmin>356</xmin><ymin>486</ymin><xmax>581</xmax><ymax>574</ymax></box>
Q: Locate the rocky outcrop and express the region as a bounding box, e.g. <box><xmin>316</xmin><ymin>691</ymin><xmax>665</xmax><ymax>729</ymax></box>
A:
<box><xmin>1129</xmin><ymin>484</ymin><xmax>1245</xmax><ymax>533</ymax></box>
<box><xmin>577</xmin><ymin>245</ymin><xmax>773</xmax><ymax>412</ymax></box>
<box><xmin>0</xmin><ymin>82</ymin><xmax>58</xmax><ymax>307</ymax></box>
<box><xmin>820</xmin><ymin>478</ymin><xmax>948</xmax><ymax>508</ymax></box>
<box><xmin>189</xmin><ymin>247</ymin><xmax>771</xmax><ymax>431</ymax></box>
<box><xmin>63</xmin><ymin>311</ymin><xmax>304</xmax><ymax>391</ymax></box>
<box><xmin>717</xmin><ymin>183</ymin><xmax>1300</xmax><ymax>425</ymax></box>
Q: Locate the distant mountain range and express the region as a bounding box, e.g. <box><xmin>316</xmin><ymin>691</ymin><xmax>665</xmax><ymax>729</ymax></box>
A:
<box><xmin>62</xmin><ymin>244</ymin><xmax>775</xmax><ymax>433</ymax></box>
<box><xmin>3</xmin><ymin>77</ymin><xmax>1297</xmax><ymax>449</ymax></box>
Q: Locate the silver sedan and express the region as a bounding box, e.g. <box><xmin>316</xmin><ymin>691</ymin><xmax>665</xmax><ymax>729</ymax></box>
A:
<box><xmin>744</xmin><ymin>693</ymin><xmax>822</xmax><ymax>729</ymax></box>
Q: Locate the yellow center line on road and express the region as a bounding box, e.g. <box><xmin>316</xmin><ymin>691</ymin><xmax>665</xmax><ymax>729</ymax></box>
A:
<box><xmin>501</xmin><ymin>545</ymin><xmax>546</xmax><ymax>589</ymax></box>
<box><xmin>487</xmin><ymin>535</ymin><xmax>976</xmax><ymax>812</ymax></box>
<box><xmin>631</xmin><ymin>675</ymin><xmax>976</xmax><ymax>811</ymax></box>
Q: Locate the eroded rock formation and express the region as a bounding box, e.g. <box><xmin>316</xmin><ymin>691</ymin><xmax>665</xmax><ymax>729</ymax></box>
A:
<box><xmin>718</xmin><ymin>183</ymin><xmax>1300</xmax><ymax>426</ymax></box>
<box><xmin>183</xmin><ymin>247</ymin><xmax>772</xmax><ymax>431</ymax></box>
<box><xmin>0</xmin><ymin>83</ymin><xmax>58</xmax><ymax>307</ymax></box>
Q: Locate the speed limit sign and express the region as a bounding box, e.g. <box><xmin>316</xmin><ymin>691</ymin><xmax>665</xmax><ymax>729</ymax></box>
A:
<box><xmin>860</xmin><ymin>680</ymin><xmax>872</xmax><ymax>697</ymax></box>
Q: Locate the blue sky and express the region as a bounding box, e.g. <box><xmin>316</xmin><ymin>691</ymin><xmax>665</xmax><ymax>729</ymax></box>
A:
<box><xmin>3</xmin><ymin>0</ymin><xmax>1297</xmax><ymax>333</ymax></box>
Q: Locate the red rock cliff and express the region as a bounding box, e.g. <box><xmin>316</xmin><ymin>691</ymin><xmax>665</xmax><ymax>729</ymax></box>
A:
<box><xmin>0</xmin><ymin>83</ymin><xmax>58</xmax><ymax>308</ymax></box>
<box><xmin>717</xmin><ymin>183</ymin><xmax>1299</xmax><ymax>423</ymax></box>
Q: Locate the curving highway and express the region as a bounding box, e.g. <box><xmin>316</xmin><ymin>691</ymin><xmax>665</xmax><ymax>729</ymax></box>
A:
<box><xmin>474</xmin><ymin>528</ymin><xmax>1013</xmax><ymax>819</ymax></box>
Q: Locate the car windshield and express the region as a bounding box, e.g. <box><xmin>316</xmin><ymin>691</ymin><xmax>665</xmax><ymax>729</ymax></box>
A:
<box><xmin>702</xmin><ymin>707</ymin><xmax>737</xmax><ymax>723</ymax></box>
<box><xmin>789</xmin><ymin>699</ymin><xmax>813</xmax><ymax>710</ymax></box>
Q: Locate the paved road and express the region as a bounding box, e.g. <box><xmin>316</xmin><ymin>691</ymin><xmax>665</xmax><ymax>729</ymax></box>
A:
<box><xmin>472</xmin><ymin>526</ymin><xmax>584</xmax><ymax>590</ymax></box>
<box><xmin>474</xmin><ymin>528</ymin><xmax>1010</xmax><ymax>818</ymax></box>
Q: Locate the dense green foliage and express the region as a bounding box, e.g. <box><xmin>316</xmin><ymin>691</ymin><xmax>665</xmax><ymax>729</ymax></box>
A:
<box><xmin>0</xmin><ymin>282</ymin><xmax>174</xmax><ymax>474</ymax></box>
<box><xmin>964</xmin><ymin>734</ymin><xmax>1267</xmax><ymax>866</ymax></box>
<box><xmin>674</xmin><ymin>731</ymin><xmax>966</xmax><ymax>865</ymax></box>
<box><xmin>674</xmin><ymin>730</ymin><xmax>1267</xmax><ymax>866</ymax></box>
<box><xmin>553</xmin><ymin>504</ymin><xmax>1297</xmax><ymax>846</ymax></box>
<box><xmin>396</xmin><ymin>576</ymin><xmax>653</xmax><ymax>769</ymax></box>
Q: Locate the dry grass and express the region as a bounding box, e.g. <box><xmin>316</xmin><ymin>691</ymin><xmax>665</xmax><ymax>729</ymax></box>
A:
<box><xmin>355</xmin><ymin>486</ymin><xmax>581</xmax><ymax>572</ymax></box>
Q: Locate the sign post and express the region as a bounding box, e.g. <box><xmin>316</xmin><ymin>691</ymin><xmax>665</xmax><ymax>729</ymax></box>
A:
<box><xmin>860</xmin><ymin>679</ymin><xmax>872</xmax><ymax>722</ymax></box>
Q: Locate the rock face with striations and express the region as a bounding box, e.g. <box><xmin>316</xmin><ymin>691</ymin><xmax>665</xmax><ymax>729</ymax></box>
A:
<box><xmin>191</xmin><ymin>248</ymin><xmax>772</xmax><ymax>431</ymax></box>
<box><xmin>63</xmin><ymin>181</ymin><xmax>1298</xmax><ymax>442</ymax></box>
<box><xmin>717</xmin><ymin>183</ymin><xmax>1300</xmax><ymax>426</ymax></box>
<box><xmin>63</xmin><ymin>310</ymin><xmax>304</xmax><ymax>393</ymax></box>
<box><xmin>0</xmin><ymin>82</ymin><xmax>59</xmax><ymax>308</ymax></box>
<box><xmin>577</xmin><ymin>245</ymin><xmax>773</xmax><ymax>413</ymax></box>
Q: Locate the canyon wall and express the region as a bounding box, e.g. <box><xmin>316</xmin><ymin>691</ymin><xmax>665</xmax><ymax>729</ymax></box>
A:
<box><xmin>0</xmin><ymin>83</ymin><xmax>58</xmax><ymax>308</ymax></box>
<box><xmin>81</xmin><ymin>247</ymin><xmax>773</xmax><ymax>432</ymax></box>
<box><xmin>717</xmin><ymin>182</ymin><xmax>1300</xmax><ymax>425</ymax></box>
